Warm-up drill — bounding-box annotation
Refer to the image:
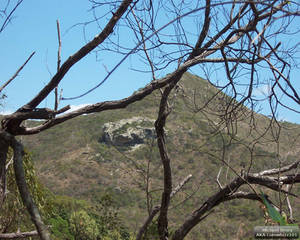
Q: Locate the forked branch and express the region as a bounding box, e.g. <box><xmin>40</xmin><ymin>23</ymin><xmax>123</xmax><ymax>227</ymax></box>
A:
<box><xmin>136</xmin><ymin>174</ymin><xmax>193</xmax><ymax>240</ymax></box>
<box><xmin>171</xmin><ymin>161</ymin><xmax>300</xmax><ymax>240</ymax></box>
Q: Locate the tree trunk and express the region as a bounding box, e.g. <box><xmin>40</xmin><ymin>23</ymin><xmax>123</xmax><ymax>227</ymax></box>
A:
<box><xmin>0</xmin><ymin>135</ymin><xmax>8</xmax><ymax>208</ymax></box>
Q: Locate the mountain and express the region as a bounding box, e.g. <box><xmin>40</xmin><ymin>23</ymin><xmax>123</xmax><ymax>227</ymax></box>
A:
<box><xmin>21</xmin><ymin>72</ymin><xmax>300</xmax><ymax>239</ymax></box>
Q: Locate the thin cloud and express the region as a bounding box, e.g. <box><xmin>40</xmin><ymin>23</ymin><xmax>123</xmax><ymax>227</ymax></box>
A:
<box><xmin>253</xmin><ymin>84</ymin><xmax>271</xmax><ymax>97</ymax></box>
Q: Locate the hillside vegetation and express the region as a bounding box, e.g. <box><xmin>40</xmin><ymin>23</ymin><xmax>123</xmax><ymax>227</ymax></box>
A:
<box><xmin>21</xmin><ymin>73</ymin><xmax>300</xmax><ymax>239</ymax></box>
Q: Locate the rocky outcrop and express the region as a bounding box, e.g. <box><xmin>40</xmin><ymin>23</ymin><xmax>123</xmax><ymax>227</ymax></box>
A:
<box><xmin>101</xmin><ymin>117</ymin><xmax>156</xmax><ymax>149</ymax></box>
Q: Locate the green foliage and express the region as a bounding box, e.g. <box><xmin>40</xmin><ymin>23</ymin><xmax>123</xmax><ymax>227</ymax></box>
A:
<box><xmin>70</xmin><ymin>210</ymin><xmax>99</xmax><ymax>240</ymax></box>
<box><xmin>49</xmin><ymin>215</ymin><xmax>74</xmax><ymax>240</ymax></box>
<box><xmin>102</xmin><ymin>230</ymin><xmax>122</xmax><ymax>240</ymax></box>
<box><xmin>47</xmin><ymin>193</ymin><xmax>132</xmax><ymax>240</ymax></box>
<box><xmin>1</xmin><ymin>148</ymin><xmax>132</xmax><ymax>239</ymax></box>
<box><xmin>91</xmin><ymin>193</ymin><xmax>133</xmax><ymax>239</ymax></box>
<box><xmin>100</xmin><ymin>229</ymin><xmax>135</xmax><ymax>240</ymax></box>
<box><xmin>102</xmin><ymin>229</ymin><xmax>135</xmax><ymax>240</ymax></box>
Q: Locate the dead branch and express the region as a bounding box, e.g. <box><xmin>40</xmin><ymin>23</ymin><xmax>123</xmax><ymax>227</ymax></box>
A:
<box><xmin>0</xmin><ymin>52</ymin><xmax>35</xmax><ymax>93</ymax></box>
<box><xmin>171</xmin><ymin>174</ymin><xmax>193</xmax><ymax>198</ymax></box>
<box><xmin>25</xmin><ymin>0</ymin><xmax>133</xmax><ymax>110</ymax></box>
<box><xmin>216</xmin><ymin>167</ymin><xmax>223</xmax><ymax>189</ymax></box>
<box><xmin>171</xmin><ymin>165</ymin><xmax>300</xmax><ymax>240</ymax></box>
<box><xmin>3</xmin><ymin>106</ymin><xmax>70</xmax><ymax>122</ymax></box>
<box><xmin>285</xmin><ymin>185</ymin><xmax>294</xmax><ymax>222</ymax></box>
<box><xmin>0</xmin><ymin>230</ymin><xmax>38</xmax><ymax>239</ymax></box>
<box><xmin>256</xmin><ymin>160</ymin><xmax>300</xmax><ymax>176</ymax></box>
<box><xmin>55</xmin><ymin>19</ymin><xmax>62</xmax><ymax>111</ymax></box>
<box><xmin>136</xmin><ymin>206</ymin><xmax>160</xmax><ymax>240</ymax></box>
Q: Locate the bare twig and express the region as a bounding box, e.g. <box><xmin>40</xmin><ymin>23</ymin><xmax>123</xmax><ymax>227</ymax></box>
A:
<box><xmin>172</xmin><ymin>167</ymin><xmax>300</xmax><ymax>240</ymax></box>
<box><xmin>171</xmin><ymin>174</ymin><xmax>193</xmax><ymax>198</ymax></box>
<box><xmin>0</xmin><ymin>52</ymin><xmax>35</xmax><ymax>93</ymax></box>
<box><xmin>55</xmin><ymin>19</ymin><xmax>62</xmax><ymax>111</ymax></box>
<box><xmin>216</xmin><ymin>167</ymin><xmax>223</xmax><ymax>189</ymax></box>
<box><xmin>131</xmin><ymin>10</ymin><xmax>156</xmax><ymax>80</ymax></box>
<box><xmin>0</xmin><ymin>0</ymin><xmax>24</xmax><ymax>33</ymax></box>
<box><xmin>285</xmin><ymin>185</ymin><xmax>294</xmax><ymax>222</ymax></box>
<box><xmin>56</xmin><ymin>20</ymin><xmax>62</xmax><ymax>72</ymax></box>
<box><xmin>136</xmin><ymin>174</ymin><xmax>192</xmax><ymax>240</ymax></box>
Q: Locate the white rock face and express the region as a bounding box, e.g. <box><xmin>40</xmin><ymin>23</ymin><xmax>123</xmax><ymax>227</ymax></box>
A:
<box><xmin>101</xmin><ymin>117</ymin><xmax>156</xmax><ymax>148</ymax></box>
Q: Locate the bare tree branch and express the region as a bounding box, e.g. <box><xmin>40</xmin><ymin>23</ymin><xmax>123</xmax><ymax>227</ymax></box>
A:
<box><xmin>256</xmin><ymin>160</ymin><xmax>300</xmax><ymax>176</ymax></box>
<box><xmin>0</xmin><ymin>230</ymin><xmax>38</xmax><ymax>239</ymax></box>
<box><xmin>0</xmin><ymin>0</ymin><xmax>24</xmax><ymax>33</ymax></box>
<box><xmin>155</xmin><ymin>79</ymin><xmax>182</xmax><ymax>240</ymax></box>
<box><xmin>0</xmin><ymin>52</ymin><xmax>35</xmax><ymax>93</ymax></box>
<box><xmin>172</xmin><ymin>164</ymin><xmax>300</xmax><ymax>240</ymax></box>
<box><xmin>0</xmin><ymin>131</ymin><xmax>51</xmax><ymax>240</ymax></box>
<box><xmin>136</xmin><ymin>174</ymin><xmax>193</xmax><ymax>240</ymax></box>
<box><xmin>1</xmin><ymin>1</ymin><xmax>300</xmax><ymax>239</ymax></box>
<box><xmin>24</xmin><ymin>0</ymin><xmax>133</xmax><ymax>111</ymax></box>
<box><xmin>54</xmin><ymin>19</ymin><xmax>62</xmax><ymax>111</ymax></box>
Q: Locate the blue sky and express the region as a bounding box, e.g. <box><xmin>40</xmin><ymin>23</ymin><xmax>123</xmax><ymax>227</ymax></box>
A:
<box><xmin>1</xmin><ymin>1</ymin><xmax>300</xmax><ymax>123</ymax></box>
<box><xmin>0</xmin><ymin>0</ymin><xmax>151</xmax><ymax>112</ymax></box>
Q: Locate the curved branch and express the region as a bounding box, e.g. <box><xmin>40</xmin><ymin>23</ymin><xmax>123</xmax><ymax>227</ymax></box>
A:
<box><xmin>172</xmin><ymin>164</ymin><xmax>300</xmax><ymax>240</ymax></box>
<box><xmin>136</xmin><ymin>206</ymin><xmax>160</xmax><ymax>240</ymax></box>
<box><xmin>12</xmin><ymin>139</ymin><xmax>51</xmax><ymax>240</ymax></box>
<box><xmin>0</xmin><ymin>0</ymin><xmax>24</xmax><ymax>33</ymax></box>
<box><xmin>0</xmin><ymin>131</ymin><xmax>51</xmax><ymax>240</ymax></box>
<box><xmin>155</xmin><ymin>81</ymin><xmax>179</xmax><ymax>240</ymax></box>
